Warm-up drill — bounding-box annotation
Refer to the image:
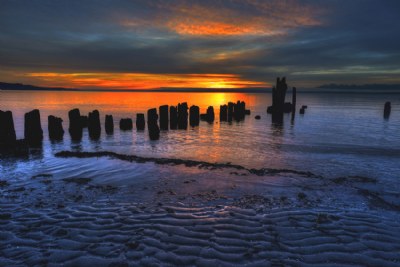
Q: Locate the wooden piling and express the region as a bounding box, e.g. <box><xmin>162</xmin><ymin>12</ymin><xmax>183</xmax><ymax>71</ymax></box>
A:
<box><xmin>69</xmin><ymin>108</ymin><xmax>83</xmax><ymax>141</ymax></box>
<box><xmin>48</xmin><ymin>115</ymin><xmax>64</xmax><ymax>140</ymax></box>
<box><xmin>159</xmin><ymin>105</ymin><xmax>169</xmax><ymax>130</ymax></box>
<box><xmin>170</xmin><ymin>106</ymin><xmax>178</xmax><ymax>129</ymax></box>
<box><xmin>120</xmin><ymin>118</ymin><xmax>133</xmax><ymax>130</ymax></box>
<box><xmin>136</xmin><ymin>113</ymin><xmax>145</xmax><ymax>130</ymax></box>
<box><xmin>384</xmin><ymin>101</ymin><xmax>391</xmax><ymax>119</ymax></box>
<box><xmin>147</xmin><ymin>108</ymin><xmax>160</xmax><ymax>140</ymax></box>
<box><xmin>24</xmin><ymin>109</ymin><xmax>43</xmax><ymax>145</ymax></box>
<box><xmin>220</xmin><ymin>105</ymin><xmax>228</xmax><ymax>121</ymax></box>
<box><xmin>105</xmin><ymin>115</ymin><xmax>114</xmax><ymax>134</ymax></box>
<box><xmin>88</xmin><ymin>110</ymin><xmax>101</xmax><ymax>140</ymax></box>
<box><xmin>0</xmin><ymin>110</ymin><xmax>17</xmax><ymax>147</ymax></box>
<box><xmin>177</xmin><ymin>102</ymin><xmax>188</xmax><ymax>129</ymax></box>
<box><xmin>189</xmin><ymin>105</ymin><xmax>200</xmax><ymax>127</ymax></box>
<box><xmin>206</xmin><ymin>106</ymin><xmax>215</xmax><ymax>123</ymax></box>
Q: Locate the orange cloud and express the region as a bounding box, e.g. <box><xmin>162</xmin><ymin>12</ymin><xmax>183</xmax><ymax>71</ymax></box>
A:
<box><xmin>26</xmin><ymin>72</ymin><xmax>268</xmax><ymax>89</ymax></box>
<box><xmin>119</xmin><ymin>0</ymin><xmax>322</xmax><ymax>36</ymax></box>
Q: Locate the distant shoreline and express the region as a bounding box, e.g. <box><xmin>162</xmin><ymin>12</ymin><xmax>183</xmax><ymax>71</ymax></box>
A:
<box><xmin>1</xmin><ymin>81</ymin><xmax>400</xmax><ymax>93</ymax></box>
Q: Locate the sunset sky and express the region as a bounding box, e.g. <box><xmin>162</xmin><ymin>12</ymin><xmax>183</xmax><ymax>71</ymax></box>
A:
<box><xmin>1</xmin><ymin>0</ymin><xmax>400</xmax><ymax>90</ymax></box>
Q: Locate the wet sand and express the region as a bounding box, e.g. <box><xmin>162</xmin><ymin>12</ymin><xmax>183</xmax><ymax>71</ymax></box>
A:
<box><xmin>1</xmin><ymin>154</ymin><xmax>400</xmax><ymax>266</ymax></box>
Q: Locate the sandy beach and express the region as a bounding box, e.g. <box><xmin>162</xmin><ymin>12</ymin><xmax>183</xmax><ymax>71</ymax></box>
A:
<box><xmin>1</xmin><ymin>153</ymin><xmax>400</xmax><ymax>266</ymax></box>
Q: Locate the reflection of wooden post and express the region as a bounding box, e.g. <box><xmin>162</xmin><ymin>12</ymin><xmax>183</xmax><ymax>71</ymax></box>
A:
<box><xmin>147</xmin><ymin>108</ymin><xmax>160</xmax><ymax>140</ymax></box>
<box><xmin>136</xmin><ymin>113</ymin><xmax>145</xmax><ymax>130</ymax></box>
<box><xmin>69</xmin><ymin>108</ymin><xmax>83</xmax><ymax>141</ymax></box>
<box><xmin>159</xmin><ymin>105</ymin><xmax>169</xmax><ymax>130</ymax></box>
<box><xmin>88</xmin><ymin>110</ymin><xmax>101</xmax><ymax>140</ymax></box>
<box><xmin>48</xmin><ymin>115</ymin><xmax>64</xmax><ymax>140</ymax></box>
<box><xmin>105</xmin><ymin>115</ymin><xmax>114</xmax><ymax>135</ymax></box>
<box><xmin>384</xmin><ymin>102</ymin><xmax>391</xmax><ymax>119</ymax></box>
<box><xmin>189</xmin><ymin>105</ymin><xmax>200</xmax><ymax>127</ymax></box>
<box><xmin>24</xmin><ymin>109</ymin><xmax>43</xmax><ymax>145</ymax></box>
<box><xmin>0</xmin><ymin>110</ymin><xmax>17</xmax><ymax>146</ymax></box>
<box><xmin>170</xmin><ymin>106</ymin><xmax>178</xmax><ymax>129</ymax></box>
<box><xmin>291</xmin><ymin>87</ymin><xmax>297</xmax><ymax>120</ymax></box>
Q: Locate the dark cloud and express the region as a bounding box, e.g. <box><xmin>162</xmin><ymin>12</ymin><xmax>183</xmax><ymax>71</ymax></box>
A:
<box><xmin>0</xmin><ymin>0</ymin><xmax>400</xmax><ymax>87</ymax></box>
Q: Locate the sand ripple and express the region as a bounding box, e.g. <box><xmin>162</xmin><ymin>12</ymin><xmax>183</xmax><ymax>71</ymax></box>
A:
<box><xmin>1</xmin><ymin>202</ymin><xmax>400</xmax><ymax>266</ymax></box>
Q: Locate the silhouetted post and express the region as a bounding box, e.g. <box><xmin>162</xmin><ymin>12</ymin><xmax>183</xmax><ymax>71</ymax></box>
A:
<box><xmin>178</xmin><ymin>102</ymin><xmax>188</xmax><ymax>129</ymax></box>
<box><xmin>24</xmin><ymin>109</ymin><xmax>43</xmax><ymax>145</ymax></box>
<box><xmin>220</xmin><ymin>105</ymin><xmax>228</xmax><ymax>121</ymax></box>
<box><xmin>189</xmin><ymin>105</ymin><xmax>200</xmax><ymax>127</ymax></box>
<box><xmin>384</xmin><ymin>102</ymin><xmax>391</xmax><ymax>119</ymax></box>
<box><xmin>48</xmin><ymin>115</ymin><xmax>64</xmax><ymax>140</ymax></box>
<box><xmin>88</xmin><ymin>110</ymin><xmax>101</xmax><ymax>140</ymax></box>
<box><xmin>0</xmin><ymin>110</ymin><xmax>17</xmax><ymax>147</ymax></box>
<box><xmin>159</xmin><ymin>105</ymin><xmax>169</xmax><ymax>130</ymax></box>
<box><xmin>69</xmin><ymin>108</ymin><xmax>83</xmax><ymax>141</ymax></box>
<box><xmin>105</xmin><ymin>115</ymin><xmax>114</xmax><ymax>134</ymax></box>
<box><xmin>120</xmin><ymin>118</ymin><xmax>133</xmax><ymax>130</ymax></box>
<box><xmin>300</xmin><ymin>107</ymin><xmax>305</xmax><ymax>114</ymax></box>
<box><xmin>147</xmin><ymin>108</ymin><xmax>160</xmax><ymax>140</ymax></box>
<box><xmin>206</xmin><ymin>106</ymin><xmax>215</xmax><ymax>123</ymax></box>
<box><xmin>80</xmin><ymin>116</ymin><xmax>88</xmax><ymax>128</ymax></box>
<box><xmin>228</xmin><ymin>102</ymin><xmax>234</xmax><ymax>122</ymax></box>
<box><xmin>234</xmin><ymin>101</ymin><xmax>246</xmax><ymax>121</ymax></box>
<box><xmin>270</xmin><ymin>77</ymin><xmax>288</xmax><ymax>123</ymax></box>
<box><xmin>170</xmin><ymin>106</ymin><xmax>178</xmax><ymax>129</ymax></box>
<box><xmin>136</xmin><ymin>113</ymin><xmax>145</xmax><ymax>130</ymax></box>
<box><xmin>291</xmin><ymin>87</ymin><xmax>297</xmax><ymax>120</ymax></box>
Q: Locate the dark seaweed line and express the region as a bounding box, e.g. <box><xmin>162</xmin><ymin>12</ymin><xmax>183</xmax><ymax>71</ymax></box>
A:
<box><xmin>54</xmin><ymin>150</ymin><xmax>318</xmax><ymax>178</ymax></box>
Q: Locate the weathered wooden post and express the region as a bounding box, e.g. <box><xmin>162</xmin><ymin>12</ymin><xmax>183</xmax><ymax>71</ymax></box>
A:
<box><xmin>80</xmin><ymin>115</ymin><xmax>88</xmax><ymax>128</ymax></box>
<box><xmin>270</xmin><ymin>77</ymin><xmax>288</xmax><ymax>124</ymax></box>
<box><xmin>48</xmin><ymin>115</ymin><xmax>64</xmax><ymax>140</ymax></box>
<box><xmin>69</xmin><ymin>108</ymin><xmax>83</xmax><ymax>141</ymax></box>
<box><xmin>234</xmin><ymin>101</ymin><xmax>246</xmax><ymax>121</ymax></box>
<box><xmin>228</xmin><ymin>102</ymin><xmax>234</xmax><ymax>122</ymax></box>
<box><xmin>0</xmin><ymin>110</ymin><xmax>17</xmax><ymax>147</ymax></box>
<box><xmin>136</xmin><ymin>113</ymin><xmax>145</xmax><ymax>130</ymax></box>
<box><xmin>24</xmin><ymin>109</ymin><xmax>43</xmax><ymax>145</ymax></box>
<box><xmin>88</xmin><ymin>110</ymin><xmax>101</xmax><ymax>140</ymax></box>
<box><xmin>120</xmin><ymin>118</ymin><xmax>133</xmax><ymax>130</ymax></box>
<box><xmin>220</xmin><ymin>105</ymin><xmax>228</xmax><ymax>121</ymax></box>
<box><xmin>147</xmin><ymin>108</ymin><xmax>160</xmax><ymax>140</ymax></box>
<box><xmin>178</xmin><ymin>102</ymin><xmax>188</xmax><ymax>129</ymax></box>
<box><xmin>206</xmin><ymin>106</ymin><xmax>215</xmax><ymax>123</ymax></box>
<box><xmin>159</xmin><ymin>105</ymin><xmax>169</xmax><ymax>130</ymax></box>
<box><xmin>189</xmin><ymin>105</ymin><xmax>200</xmax><ymax>127</ymax></box>
<box><xmin>291</xmin><ymin>87</ymin><xmax>297</xmax><ymax>120</ymax></box>
<box><xmin>105</xmin><ymin>115</ymin><xmax>114</xmax><ymax>134</ymax></box>
<box><xmin>384</xmin><ymin>101</ymin><xmax>391</xmax><ymax>119</ymax></box>
<box><xmin>170</xmin><ymin>106</ymin><xmax>178</xmax><ymax>129</ymax></box>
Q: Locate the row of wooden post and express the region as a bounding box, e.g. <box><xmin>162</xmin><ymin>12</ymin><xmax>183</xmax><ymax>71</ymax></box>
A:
<box><xmin>0</xmin><ymin>101</ymin><xmax>251</xmax><ymax>147</ymax></box>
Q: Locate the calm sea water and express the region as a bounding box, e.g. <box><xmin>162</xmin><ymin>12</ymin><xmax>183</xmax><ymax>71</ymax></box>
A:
<box><xmin>1</xmin><ymin>91</ymin><xmax>399</xmax><ymax>188</ymax></box>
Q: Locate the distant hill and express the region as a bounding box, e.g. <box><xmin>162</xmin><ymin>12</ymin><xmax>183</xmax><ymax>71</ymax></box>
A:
<box><xmin>0</xmin><ymin>82</ymin><xmax>76</xmax><ymax>91</ymax></box>
<box><xmin>317</xmin><ymin>83</ymin><xmax>400</xmax><ymax>90</ymax></box>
